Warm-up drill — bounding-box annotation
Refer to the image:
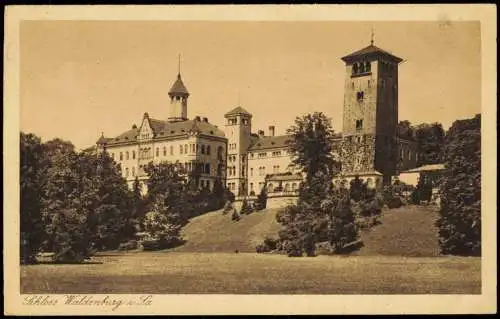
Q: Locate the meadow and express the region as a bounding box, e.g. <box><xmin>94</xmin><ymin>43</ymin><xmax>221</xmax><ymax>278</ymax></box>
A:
<box><xmin>21</xmin><ymin>251</ymin><xmax>480</xmax><ymax>294</ymax></box>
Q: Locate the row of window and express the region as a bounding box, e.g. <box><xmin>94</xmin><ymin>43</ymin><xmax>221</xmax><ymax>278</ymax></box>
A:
<box><xmin>123</xmin><ymin>162</ymin><xmax>213</xmax><ymax>178</ymax></box>
<box><xmin>227</xmin><ymin>118</ymin><xmax>250</xmax><ymax>125</ymax></box>
<box><xmin>228</xmin><ymin>143</ymin><xmax>237</xmax><ymax>150</ymax></box>
<box><xmin>111</xmin><ymin>144</ymin><xmax>217</xmax><ymax>161</ymax></box>
<box><xmin>352</xmin><ymin>62</ymin><xmax>371</xmax><ymax>75</ymax></box>
<box><xmin>249</xmin><ymin>150</ymin><xmax>287</xmax><ymax>159</ymax></box>
<box><xmin>248</xmin><ymin>182</ymin><xmax>299</xmax><ymax>193</ymax></box>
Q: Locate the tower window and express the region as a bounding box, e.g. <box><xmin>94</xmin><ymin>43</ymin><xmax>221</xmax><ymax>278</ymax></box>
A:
<box><xmin>176</xmin><ymin>96</ymin><xmax>181</xmax><ymax>101</ymax></box>
<box><xmin>132</xmin><ymin>151</ymin><xmax>136</xmax><ymax>159</ymax></box>
<box><xmin>156</xmin><ymin>148</ymin><xmax>159</xmax><ymax>157</ymax></box>
<box><xmin>356</xmin><ymin>119</ymin><xmax>363</xmax><ymax>130</ymax></box>
<box><xmin>352</xmin><ymin>64</ymin><xmax>358</xmax><ymax>75</ymax></box>
<box><xmin>359</xmin><ymin>63</ymin><xmax>365</xmax><ymax>73</ymax></box>
<box><xmin>201</xmin><ymin>145</ymin><xmax>205</xmax><ymax>154</ymax></box>
<box><xmin>356</xmin><ymin>91</ymin><xmax>364</xmax><ymax>102</ymax></box>
<box><xmin>170</xmin><ymin>145</ymin><xmax>174</xmax><ymax>155</ymax></box>
<box><xmin>206</xmin><ymin>145</ymin><xmax>211</xmax><ymax>155</ymax></box>
<box><xmin>366</xmin><ymin>61</ymin><xmax>371</xmax><ymax>72</ymax></box>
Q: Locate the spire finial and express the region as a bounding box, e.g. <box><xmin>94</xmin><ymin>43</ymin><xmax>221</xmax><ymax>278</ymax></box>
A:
<box><xmin>370</xmin><ymin>27</ymin><xmax>375</xmax><ymax>45</ymax></box>
<box><xmin>177</xmin><ymin>54</ymin><xmax>181</xmax><ymax>78</ymax></box>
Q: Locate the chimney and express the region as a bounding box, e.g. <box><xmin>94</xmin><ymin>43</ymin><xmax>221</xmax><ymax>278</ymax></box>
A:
<box><xmin>203</xmin><ymin>117</ymin><xmax>208</xmax><ymax>123</ymax></box>
<box><xmin>269</xmin><ymin>125</ymin><xmax>275</xmax><ymax>137</ymax></box>
<box><xmin>258</xmin><ymin>130</ymin><xmax>265</xmax><ymax>138</ymax></box>
<box><xmin>195</xmin><ymin>116</ymin><xmax>201</xmax><ymax>121</ymax></box>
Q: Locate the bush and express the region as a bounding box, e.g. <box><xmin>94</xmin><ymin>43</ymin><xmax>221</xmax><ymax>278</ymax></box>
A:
<box><xmin>118</xmin><ymin>240</ymin><xmax>138</xmax><ymax>251</ymax></box>
<box><xmin>240</xmin><ymin>198</ymin><xmax>253</xmax><ymax>215</ymax></box>
<box><xmin>141</xmin><ymin>239</ymin><xmax>161</xmax><ymax>251</ymax></box>
<box><xmin>256</xmin><ymin>236</ymin><xmax>279</xmax><ymax>253</ymax></box>
<box><xmin>231</xmin><ymin>210</ymin><xmax>240</xmax><ymax>222</ymax></box>
<box><xmin>387</xmin><ymin>196</ymin><xmax>403</xmax><ymax>209</ymax></box>
<box><xmin>222</xmin><ymin>201</ymin><xmax>234</xmax><ymax>215</ymax></box>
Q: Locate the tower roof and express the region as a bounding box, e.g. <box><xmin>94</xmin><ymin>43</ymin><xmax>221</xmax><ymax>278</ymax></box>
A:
<box><xmin>341</xmin><ymin>44</ymin><xmax>403</xmax><ymax>64</ymax></box>
<box><xmin>224</xmin><ymin>106</ymin><xmax>252</xmax><ymax>118</ymax></box>
<box><xmin>168</xmin><ymin>74</ymin><xmax>190</xmax><ymax>96</ymax></box>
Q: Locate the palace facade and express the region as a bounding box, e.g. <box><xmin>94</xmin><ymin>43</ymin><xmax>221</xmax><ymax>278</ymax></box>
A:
<box><xmin>93</xmin><ymin>41</ymin><xmax>419</xmax><ymax>197</ymax></box>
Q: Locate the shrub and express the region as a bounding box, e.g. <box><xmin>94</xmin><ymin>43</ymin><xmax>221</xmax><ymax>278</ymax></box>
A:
<box><xmin>222</xmin><ymin>201</ymin><xmax>234</xmax><ymax>215</ymax></box>
<box><xmin>256</xmin><ymin>236</ymin><xmax>280</xmax><ymax>253</ymax></box>
<box><xmin>231</xmin><ymin>210</ymin><xmax>240</xmax><ymax>222</ymax></box>
<box><xmin>240</xmin><ymin>198</ymin><xmax>253</xmax><ymax>215</ymax></box>
<box><xmin>118</xmin><ymin>240</ymin><xmax>138</xmax><ymax>251</ymax></box>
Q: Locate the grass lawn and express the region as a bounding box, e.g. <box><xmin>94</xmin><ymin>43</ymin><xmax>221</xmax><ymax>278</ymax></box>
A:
<box><xmin>21</xmin><ymin>252</ymin><xmax>481</xmax><ymax>294</ymax></box>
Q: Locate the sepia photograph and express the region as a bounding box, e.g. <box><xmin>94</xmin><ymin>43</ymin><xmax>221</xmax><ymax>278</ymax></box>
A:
<box><xmin>4</xmin><ymin>4</ymin><xmax>497</xmax><ymax>315</ymax></box>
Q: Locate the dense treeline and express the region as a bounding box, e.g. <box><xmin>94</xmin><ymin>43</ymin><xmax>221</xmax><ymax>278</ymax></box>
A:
<box><xmin>20</xmin><ymin>132</ymin><xmax>232</xmax><ymax>264</ymax></box>
<box><xmin>437</xmin><ymin>114</ymin><xmax>481</xmax><ymax>256</ymax></box>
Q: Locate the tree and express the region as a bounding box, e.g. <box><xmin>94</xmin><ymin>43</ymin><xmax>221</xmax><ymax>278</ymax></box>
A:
<box><xmin>42</xmin><ymin>150</ymin><xmax>95</xmax><ymax>263</ymax></box>
<box><xmin>287</xmin><ymin>112</ymin><xmax>338</xmax><ymax>180</ymax></box>
<box><xmin>349</xmin><ymin>175</ymin><xmax>368</xmax><ymax>202</ymax></box>
<box><xmin>414</xmin><ymin>123</ymin><xmax>446</xmax><ymax>166</ymax></box>
<box><xmin>277</xmin><ymin>113</ymin><xmax>341</xmax><ymax>257</ymax></box>
<box><xmin>254</xmin><ymin>186</ymin><xmax>267</xmax><ymax>211</ymax></box>
<box><xmin>437</xmin><ymin>114</ymin><xmax>481</xmax><ymax>256</ymax></box>
<box><xmin>397</xmin><ymin>120</ymin><xmax>415</xmax><ymax>140</ymax></box>
<box><xmin>131</xmin><ymin>177</ymin><xmax>146</xmax><ymax>230</ymax></box>
<box><xmin>321</xmin><ymin>186</ymin><xmax>357</xmax><ymax>253</ymax></box>
<box><xmin>20</xmin><ymin>132</ymin><xmax>46</xmax><ymax>264</ymax></box>
<box><xmin>240</xmin><ymin>198</ymin><xmax>253</xmax><ymax>215</ymax></box>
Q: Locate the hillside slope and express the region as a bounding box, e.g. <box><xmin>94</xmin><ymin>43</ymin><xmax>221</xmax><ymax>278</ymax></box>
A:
<box><xmin>353</xmin><ymin>205</ymin><xmax>441</xmax><ymax>257</ymax></box>
<box><xmin>173</xmin><ymin>208</ymin><xmax>283</xmax><ymax>253</ymax></box>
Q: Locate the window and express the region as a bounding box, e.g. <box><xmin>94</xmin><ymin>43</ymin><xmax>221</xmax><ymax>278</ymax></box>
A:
<box><xmin>111</xmin><ymin>153</ymin><xmax>115</xmax><ymax>159</ymax></box>
<box><xmin>272</xmin><ymin>151</ymin><xmax>282</xmax><ymax>157</ymax></box>
<box><xmin>132</xmin><ymin>167</ymin><xmax>135</xmax><ymax>177</ymax></box>
<box><xmin>170</xmin><ymin>145</ymin><xmax>174</xmax><ymax>155</ymax></box>
<box><xmin>205</xmin><ymin>163</ymin><xmax>210</xmax><ymax>174</ymax></box>
<box><xmin>352</xmin><ymin>64</ymin><xmax>358</xmax><ymax>75</ymax></box>
<box><xmin>258</xmin><ymin>152</ymin><xmax>266</xmax><ymax>158</ymax></box>
<box><xmin>366</xmin><ymin>61</ymin><xmax>371</xmax><ymax>72</ymax></box>
<box><xmin>206</xmin><ymin>145</ymin><xmax>211</xmax><ymax>155</ymax></box>
<box><xmin>125</xmin><ymin>167</ymin><xmax>129</xmax><ymax>177</ymax></box>
<box><xmin>185</xmin><ymin>145</ymin><xmax>188</xmax><ymax>154</ymax></box>
<box><xmin>119</xmin><ymin>152</ymin><xmax>123</xmax><ymax>161</ymax></box>
<box><xmin>250</xmin><ymin>183</ymin><xmax>254</xmax><ymax>192</ymax></box>
<box><xmin>241</xmin><ymin>165</ymin><xmax>245</xmax><ymax>177</ymax></box>
<box><xmin>125</xmin><ymin>151</ymin><xmax>129</xmax><ymax>160</ymax></box>
<box><xmin>180</xmin><ymin>145</ymin><xmax>183</xmax><ymax>155</ymax></box>
<box><xmin>201</xmin><ymin>145</ymin><xmax>205</xmax><ymax>154</ymax></box>
<box><xmin>356</xmin><ymin>119</ymin><xmax>363</xmax><ymax>130</ymax></box>
<box><xmin>284</xmin><ymin>183</ymin><xmax>290</xmax><ymax>192</ymax></box>
<box><xmin>163</xmin><ymin>147</ymin><xmax>167</xmax><ymax>156</ymax></box>
<box><xmin>156</xmin><ymin>148</ymin><xmax>159</xmax><ymax>157</ymax></box>
<box><xmin>356</xmin><ymin>91</ymin><xmax>364</xmax><ymax>102</ymax></box>
<box><xmin>273</xmin><ymin>165</ymin><xmax>280</xmax><ymax>173</ymax></box>
<box><xmin>250</xmin><ymin>168</ymin><xmax>253</xmax><ymax>176</ymax></box>
<box><xmin>132</xmin><ymin>151</ymin><xmax>135</xmax><ymax>159</ymax></box>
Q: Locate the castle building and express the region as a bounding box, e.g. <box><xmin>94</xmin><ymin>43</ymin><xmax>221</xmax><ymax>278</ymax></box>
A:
<box><xmin>95</xmin><ymin>72</ymin><xmax>227</xmax><ymax>193</ymax></box>
<box><xmin>93</xmin><ymin>40</ymin><xmax>418</xmax><ymax>197</ymax></box>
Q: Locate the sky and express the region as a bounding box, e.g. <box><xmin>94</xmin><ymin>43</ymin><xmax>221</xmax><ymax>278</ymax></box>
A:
<box><xmin>20</xmin><ymin>20</ymin><xmax>481</xmax><ymax>150</ymax></box>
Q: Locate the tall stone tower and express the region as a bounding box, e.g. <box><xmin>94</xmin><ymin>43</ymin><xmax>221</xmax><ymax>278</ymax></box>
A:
<box><xmin>340</xmin><ymin>39</ymin><xmax>403</xmax><ymax>185</ymax></box>
<box><xmin>168</xmin><ymin>73</ymin><xmax>189</xmax><ymax>122</ymax></box>
<box><xmin>224</xmin><ymin>106</ymin><xmax>252</xmax><ymax>196</ymax></box>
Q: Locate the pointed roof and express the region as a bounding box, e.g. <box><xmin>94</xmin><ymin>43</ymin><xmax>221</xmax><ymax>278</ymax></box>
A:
<box><xmin>224</xmin><ymin>106</ymin><xmax>252</xmax><ymax>118</ymax></box>
<box><xmin>341</xmin><ymin>44</ymin><xmax>403</xmax><ymax>64</ymax></box>
<box><xmin>168</xmin><ymin>74</ymin><xmax>189</xmax><ymax>96</ymax></box>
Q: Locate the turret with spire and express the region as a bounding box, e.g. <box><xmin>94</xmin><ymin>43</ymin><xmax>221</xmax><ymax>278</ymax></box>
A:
<box><xmin>168</xmin><ymin>54</ymin><xmax>189</xmax><ymax>122</ymax></box>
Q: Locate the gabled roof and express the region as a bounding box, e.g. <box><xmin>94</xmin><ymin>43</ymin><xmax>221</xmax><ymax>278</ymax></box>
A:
<box><xmin>168</xmin><ymin>74</ymin><xmax>189</xmax><ymax>96</ymax></box>
<box><xmin>103</xmin><ymin>117</ymin><xmax>225</xmax><ymax>146</ymax></box>
<box><xmin>341</xmin><ymin>44</ymin><xmax>403</xmax><ymax>63</ymax></box>
<box><xmin>248</xmin><ymin>135</ymin><xmax>293</xmax><ymax>151</ymax></box>
<box><xmin>224</xmin><ymin>106</ymin><xmax>252</xmax><ymax>117</ymax></box>
<box><xmin>404</xmin><ymin>164</ymin><xmax>445</xmax><ymax>173</ymax></box>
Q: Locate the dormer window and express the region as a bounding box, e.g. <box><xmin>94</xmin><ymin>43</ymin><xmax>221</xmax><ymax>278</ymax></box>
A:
<box><xmin>176</xmin><ymin>96</ymin><xmax>181</xmax><ymax>101</ymax></box>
